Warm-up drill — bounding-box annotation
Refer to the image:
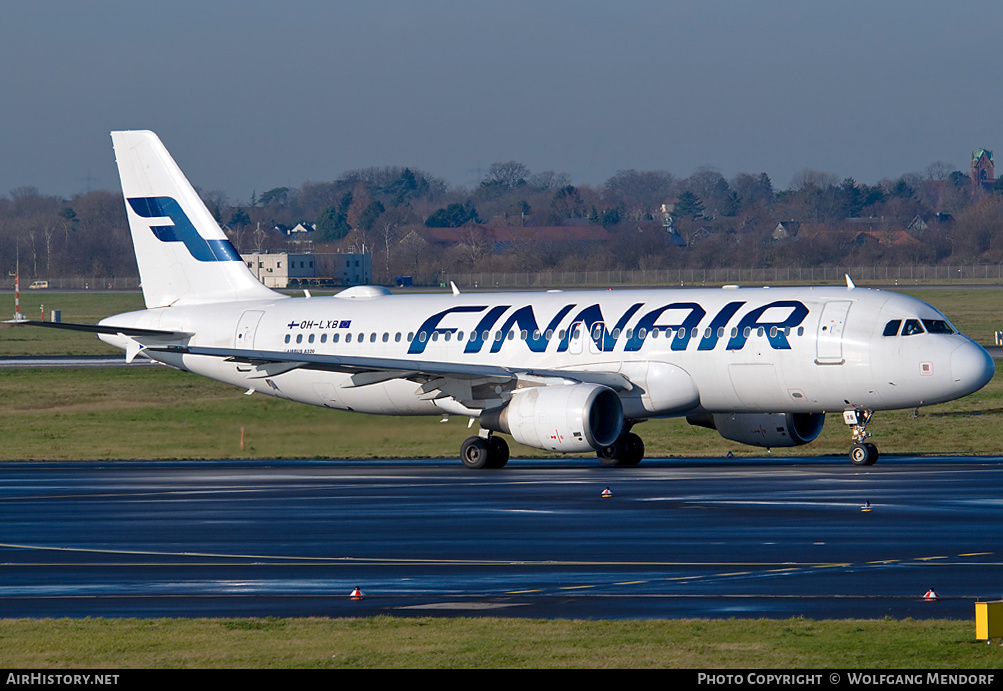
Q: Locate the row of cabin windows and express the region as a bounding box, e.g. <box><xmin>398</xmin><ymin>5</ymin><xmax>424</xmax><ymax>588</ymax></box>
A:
<box><xmin>283</xmin><ymin>324</ymin><xmax>808</xmax><ymax>346</ymax></box>
<box><xmin>882</xmin><ymin>319</ymin><xmax>955</xmax><ymax>337</ymax></box>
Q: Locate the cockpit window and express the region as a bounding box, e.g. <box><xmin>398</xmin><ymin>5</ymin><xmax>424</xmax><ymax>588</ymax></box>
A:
<box><xmin>882</xmin><ymin>320</ymin><xmax>901</xmax><ymax>336</ymax></box>
<box><xmin>922</xmin><ymin>319</ymin><xmax>955</xmax><ymax>334</ymax></box>
<box><xmin>884</xmin><ymin>317</ymin><xmax>955</xmax><ymax>337</ymax></box>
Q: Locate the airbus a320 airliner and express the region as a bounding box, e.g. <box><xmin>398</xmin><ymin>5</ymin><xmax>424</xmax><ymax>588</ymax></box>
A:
<box><xmin>14</xmin><ymin>131</ymin><xmax>996</xmax><ymax>468</ymax></box>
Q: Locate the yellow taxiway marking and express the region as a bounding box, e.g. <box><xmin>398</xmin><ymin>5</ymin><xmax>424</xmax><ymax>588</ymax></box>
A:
<box><xmin>0</xmin><ymin>543</ymin><xmax>995</xmax><ymax>571</ymax></box>
<box><xmin>0</xmin><ymin>543</ymin><xmax>855</xmax><ymax>568</ymax></box>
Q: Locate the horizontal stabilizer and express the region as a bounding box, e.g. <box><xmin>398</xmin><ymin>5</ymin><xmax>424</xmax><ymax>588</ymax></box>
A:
<box><xmin>2</xmin><ymin>319</ymin><xmax>191</xmax><ymax>339</ymax></box>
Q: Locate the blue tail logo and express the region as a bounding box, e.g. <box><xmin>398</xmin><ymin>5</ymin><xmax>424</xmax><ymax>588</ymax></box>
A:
<box><xmin>128</xmin><ymin>196</ymin><xmax>241</xmax><ymax>262</ymax></box>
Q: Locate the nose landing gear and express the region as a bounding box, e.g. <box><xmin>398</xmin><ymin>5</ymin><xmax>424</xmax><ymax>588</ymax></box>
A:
<box><xmin>844</xmin><ymin>408</ymin><xmax>878</xmax><ymax>466</ymax></box>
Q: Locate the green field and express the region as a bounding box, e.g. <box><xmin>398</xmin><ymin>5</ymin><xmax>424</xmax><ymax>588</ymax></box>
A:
<box><xmin>1</xmin><ymin>363</ymin><xmax>1001</xmax><ymax>461</ymax></box>
<box><xmin>1</xmin><ymin>617</ymin><xmax>1001</xmax><ymax>668</ymax></box>
<box><xmin>2</xmin><ymin>289</ymin><xmax>1001</xmax><ymax>668</ymax></box>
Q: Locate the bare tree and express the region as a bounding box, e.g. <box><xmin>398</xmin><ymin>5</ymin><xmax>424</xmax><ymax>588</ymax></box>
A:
<box><xmin>603</xmin><ymin>169</ymin><xmax>676</xmax><ymax>221</ymax></box>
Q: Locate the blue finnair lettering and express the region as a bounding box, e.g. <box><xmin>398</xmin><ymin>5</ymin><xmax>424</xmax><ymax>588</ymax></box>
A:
<box><xmin>409</xmin><ymin>306</ymin><xmax>487</xmax><ymax>355</ymax></box>
<box><xmin>490</xmin><ymin>304</ymin><xmax>575</xmax><ymax>354</ymax></box>
<box><xmin>128</xmin><ymin>196</ymin><xmax>242</xmax><ymax>262</ymax></box>
<box><xmin>465</xmin><ymin>305</ymin><xmax>509</xmax><ymax>354</ymax></box>
<box><xmin>557</xmin><ymin>303</ymin><xmax>644</xmax><ymax>353</ymax></box>
<box><xmin>624</xmin><ymin>302</ymin><xmax>706</xmax><ymax>352</ymax></box>
<box><xmin>406</xmin><ymin>299</ymin><xmax>810</xmax><ymax>355</ymax></box>
<box><xmin>725</xmin><ymin>300</ymin><xmax>808</xmax><ymax>350</ymax></box>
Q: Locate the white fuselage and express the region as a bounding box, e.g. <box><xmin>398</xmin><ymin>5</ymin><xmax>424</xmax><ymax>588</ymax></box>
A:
<box><xmin>98</xmin><ymin>285</ymin><xmax>994</xmax><ymax>420</ymax></box>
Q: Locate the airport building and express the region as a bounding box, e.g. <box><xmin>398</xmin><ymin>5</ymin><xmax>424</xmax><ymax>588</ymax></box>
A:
<box><xmin>242</xmin><ymin>252</ymin><xmax>316</xmax><ymax>288</ymax></box>
<box><xmin>241</xmin><ymin>251</ymin><xmax>372</xmax><ymax>288</ymax></box>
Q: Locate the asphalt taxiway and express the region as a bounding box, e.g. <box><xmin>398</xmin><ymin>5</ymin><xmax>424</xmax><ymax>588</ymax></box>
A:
<box><xmin>2</xmin><ymin>456</ymin><xmax>1001</xmax><ymax>620</ymax></box>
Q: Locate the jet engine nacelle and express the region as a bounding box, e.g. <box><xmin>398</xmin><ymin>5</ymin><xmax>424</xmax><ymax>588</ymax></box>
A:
<box><xmin>481</xmin><ymin>383</ymin><xmax>624</xmax><ymax>453</ymax></box>
<box><xmin>687</xmin><ymin>412</ymin><xmax>825</xmax><ymax>448</ymax></box>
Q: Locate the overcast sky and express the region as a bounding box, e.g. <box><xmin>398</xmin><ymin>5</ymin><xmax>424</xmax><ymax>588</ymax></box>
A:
<box><xmin>1</xmin><ymin>1</ymin><xmax>1001</xmax><ymax>202</ymax></box>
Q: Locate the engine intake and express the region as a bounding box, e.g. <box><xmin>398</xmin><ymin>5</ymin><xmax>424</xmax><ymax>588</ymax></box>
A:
<box><xmin>481</xmin><ymin>383</ymin><xmax>624</xmax><ymax>453</ymax></box>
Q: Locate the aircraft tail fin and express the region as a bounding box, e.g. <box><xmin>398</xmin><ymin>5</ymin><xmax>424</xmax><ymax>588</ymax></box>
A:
<box><xmin>111</xmin><ymin>130</ymin><xmax>279</xmax><ymax>308</ymax></box>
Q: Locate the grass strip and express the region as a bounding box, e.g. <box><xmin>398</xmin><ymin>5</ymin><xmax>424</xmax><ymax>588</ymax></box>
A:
<box><xmin>0</xmin><ymin>365</ymin><xmax>1000</xmax><ymax>460</ymax></box>
<box><xmin>0</xmin><ymin>617</ymin><xmax>999</xmax><ymax>668</ymax></box>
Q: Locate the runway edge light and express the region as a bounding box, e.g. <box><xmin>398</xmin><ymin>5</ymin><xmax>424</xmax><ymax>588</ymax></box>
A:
<box><xmin>601</xmin><ymin>487</ymin><xmax>612</xmax><ymax>498</ymax></box>
<box><xmin>923</xmin><ymin>588</ymin><xmax>939</xmax><ymax>601</ymax></box>
<box><xmin>350</xmin><ymin>587</ymin><xmax>365</xmax><ymax>601</ymax></box>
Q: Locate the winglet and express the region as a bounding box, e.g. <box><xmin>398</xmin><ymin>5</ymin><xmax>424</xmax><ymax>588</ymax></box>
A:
<box><xmin>845</xmin><ymin>274</ymin><xmax>856</xmax><ymax>290</ymax></box>
<box><xmin>450</xmin><ymin>281</ymin><xmax>461</xmax><ymax>296</ymax></box>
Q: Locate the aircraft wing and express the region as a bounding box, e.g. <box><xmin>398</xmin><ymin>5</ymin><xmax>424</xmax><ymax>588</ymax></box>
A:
<box><xmin>147</xmin><ymin>343</ymin><xmax>633</xmax><ymax>406</ymax></box>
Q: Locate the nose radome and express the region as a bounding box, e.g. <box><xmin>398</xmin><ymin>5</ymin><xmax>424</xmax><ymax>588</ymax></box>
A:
<box><xmin>951</xmin><ymin>341</ymin><xmax>995</xmax><ymax>394</ymax></box>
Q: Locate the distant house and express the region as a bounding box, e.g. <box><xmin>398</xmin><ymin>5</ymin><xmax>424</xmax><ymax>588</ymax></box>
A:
<box><xmin>906</xmin><ymin>215</ymin><xmax>928</xmax><ymax>233</ymax></box>
<box><xmin>851</xmin><ymin>230</ymin><xmax>922</xmax><ymax>248</ymax></box>
<box><xmin>286</xmin><ymin>222</ymin><xmax>315</xmax><ymax>236</ymax></box>
<box><xmin>771</xmin><ymin>221</ymin><xmax>801</xmax><ymax>240</ymax></box>
<box><xmin>972</xmin><ymin>148</ymin><xmax>995</xmax><ymax>192</ymax></box>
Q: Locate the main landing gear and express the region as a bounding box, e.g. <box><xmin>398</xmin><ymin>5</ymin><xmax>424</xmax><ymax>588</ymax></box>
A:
<box><xmin>459</xmin><ymin>430</ymin><xmax>648</xmax><ymax>469</ymax></box>
<box><xmin>843</xmin><ymin>408</ymin><xmax>879</xmax><ymax>466</ymax></box>
<box><xmin>596</xmin><ymin>430</ymin><xmax>645</xmax><ymax>467</ymax></box>
<box><xmin>460</xmin><ymin>433</ymin><xmax>510</xmax><ymax>469</ymax></box>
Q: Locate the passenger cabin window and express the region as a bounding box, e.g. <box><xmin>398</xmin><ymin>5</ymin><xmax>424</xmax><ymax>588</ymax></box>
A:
<box><xmin>883</xmin><ymin>320</ymin><xmax>901</xmax><ymax>336</ymax></box>
<box><xmin>901</xmin><ymin>319</ymin><xmax>924</xmax><ymax>336</ymax></box>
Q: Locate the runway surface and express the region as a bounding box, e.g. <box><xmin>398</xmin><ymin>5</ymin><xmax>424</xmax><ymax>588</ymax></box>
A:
<box><xmin>0</xmin><ymin>355</ymin><xmax>152</xmax><ymax>368</ymax></box>
<box><xmin>2</xmin><ymin>456</ymin><xmax>1001</xmax><ymax>620</ymax></box>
